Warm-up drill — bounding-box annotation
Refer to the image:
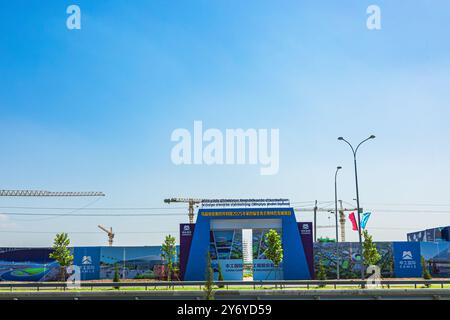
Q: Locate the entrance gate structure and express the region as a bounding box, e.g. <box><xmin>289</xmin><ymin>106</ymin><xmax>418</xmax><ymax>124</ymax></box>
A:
<box><xmin>179</xmin><ymin>202</ymin><xmax>314</xmax><ymax>281</ymax></box>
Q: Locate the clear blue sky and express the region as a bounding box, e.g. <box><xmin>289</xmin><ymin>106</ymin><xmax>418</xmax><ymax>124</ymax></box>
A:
<box><xmin>1</xmin><ymin>0</ymin><xmax>449</xmax><ymax>246</ymax></box>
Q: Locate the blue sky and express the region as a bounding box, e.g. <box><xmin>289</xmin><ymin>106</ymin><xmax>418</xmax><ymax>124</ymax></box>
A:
<box><xmin>0</xmin><ymin>1</ymin><xmax>449</xmax><ymax>246</ymax></box>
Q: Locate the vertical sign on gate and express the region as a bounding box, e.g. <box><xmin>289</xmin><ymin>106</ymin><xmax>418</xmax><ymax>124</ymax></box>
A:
<box><xmin>298</xmin><ymin>222</ymin><xmax>314</xmax><ymax>277</ymax></box>
<box><xmin>179</xmin><ymin>224</ymin><xmax>195</xmax><ymax>280</ymax></box>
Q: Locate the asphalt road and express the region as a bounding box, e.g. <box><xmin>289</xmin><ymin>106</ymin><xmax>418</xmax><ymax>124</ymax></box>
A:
<box><xmin>0</xmin><ymin>289</ymin><xmax>449</xmax><ymax>300</ymax></box>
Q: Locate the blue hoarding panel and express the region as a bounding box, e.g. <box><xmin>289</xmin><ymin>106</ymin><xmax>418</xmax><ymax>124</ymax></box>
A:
<box><xmin>99</xmin><ymin>246</ymin><xmax>166</xmax><ymax>280</ymax></box>
<box><xmin>420</xmin><ymin>242</ymin><xmax>450</xmax><ymax>277</ymax></box>
<box><xmin>0</xmin><ymin>248</ymin><xmax>60</xmax><ymax>281</ymax></box>
<box><xmin>393</xmin><ymin>242</ymin><xmax>422</xmax><ymax>278</ymax></box>
<box><xmin>73</xmin><ymin>247</ymin><xmax>101</xmax><ymax>280</ymax></box>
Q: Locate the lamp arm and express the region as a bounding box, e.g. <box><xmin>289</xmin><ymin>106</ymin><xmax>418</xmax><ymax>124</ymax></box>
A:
<box><xmin>355</xmin><ymin>137</ymin><xmax>373</xmax><ymax>155</ymax></box>
<box><xmin>340</xmin><ymin>138</ymin><xmax>356</xmax><ymax>157</ymax></box>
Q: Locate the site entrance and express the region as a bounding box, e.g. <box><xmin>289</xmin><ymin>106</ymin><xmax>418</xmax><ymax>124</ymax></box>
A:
<box><xmin>242</xmin><ymin>229</ymin><xmax>253</xmax><ymax>281</ymax></box>
<box><xmin>208</xmin><ymin>219</ymin><xmax>283</xmax><ymax>280</ymax></box>
<box><xmin>180</xmin><ymin>207</ymin><xmax>313</xmax><ymax>281</ymax></box>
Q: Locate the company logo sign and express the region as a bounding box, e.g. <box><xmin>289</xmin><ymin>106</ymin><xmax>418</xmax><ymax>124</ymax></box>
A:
<box><xmin>300</xmin><ymin>223</ymin><xmax>312</xmax><ymax>235</ymax></box>
<box><xmin>399</xmin><ymin>250</ymin><xmax>417</xmax><ymax>269</ymax></box>
<box><xmin>393</xmin><ymin>242</ymin><xmax>422</xmax><ymax>278</ymax></box>
<box><xmin>82</xmin><ymin>256</ymin><xmax>92</xmax><ymax>265</ymax></box>
<box><xmin>402</xmin><ymin>251</ymin><xmax>413</xmax><ymax>260</ymax></box>
<box><xmin>181</xmin><ymin>224</ymin><xmax>193</xmax><ymax>237</ymax></box>
<box><xmin>71</xmin><ymin>248</ymin><xmax>101</xmax><ymax>280</ymax></box>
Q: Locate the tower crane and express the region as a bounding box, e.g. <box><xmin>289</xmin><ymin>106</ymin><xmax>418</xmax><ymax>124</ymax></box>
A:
<box><xmin>164</xmin><ymin>198</ymin><xmax>203</xmax><ymax>224</ymax></box>
<box><xmin>0</xmin><ymin>190</ymin><xmax>105</xmax><ymax>197</ymax></box>
<box><xmin>98</xmin><ymin>225</ymin><xmax>114</xmax><ymax>246</ymax></box>
<box><xmin>1</xmin><ymin>189</ymin><xmax>106</xmax><ymax>243</ymax></box>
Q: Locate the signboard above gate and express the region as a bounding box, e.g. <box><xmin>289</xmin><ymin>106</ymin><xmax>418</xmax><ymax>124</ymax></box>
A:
<box><xmin>201</xmin><ymin>198</ymin><xmax>290</xmax><ymax>208</ymax></box>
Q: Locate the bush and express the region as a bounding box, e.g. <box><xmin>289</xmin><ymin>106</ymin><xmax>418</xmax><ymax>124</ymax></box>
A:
<box><xmin>421</xmin><ymin>256</ymin><xmax>432</xmax><ymax>287</ymax></box>
<box><xmin>113</xmin><ymin>264</ymin><xmax>120</xmax><ymax>289</ymax></box>
<box><xmin>204</xmin><ymin>252</ymin><xmax>215</xmax><ymax>300</ymax></box>
<box><xmin>217</xmin><ymin>263</ymin><xmax>224</xmax><ymax>288</ymax></box>
<box><xmin>316</xmin><ymin>259</ymin><xmax>327</xmax><ymax>288</ymax></box>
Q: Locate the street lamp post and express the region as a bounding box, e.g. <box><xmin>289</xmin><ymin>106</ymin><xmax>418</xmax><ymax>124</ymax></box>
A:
<box><xmin>338</xmin><ymin>135</ymin><xmax>375</xmax><ymax>280</ymax></box>
<box><xmin>334</xmin><ymin>166</ymin><xmax>342</xmax><ymax>280</ymax></box>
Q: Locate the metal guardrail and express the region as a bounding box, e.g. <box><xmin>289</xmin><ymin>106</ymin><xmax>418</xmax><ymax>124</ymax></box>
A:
<box><xmin>0</xmin><ymin>279</ymin><xmax>449</xmax><ymax>291</ymax></box>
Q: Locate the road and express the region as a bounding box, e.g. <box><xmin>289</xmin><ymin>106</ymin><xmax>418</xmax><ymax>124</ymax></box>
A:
<box><xmin>0</xmin><ymin>289</ymin><xmax>449</xmax><ymax>300</ymax></box>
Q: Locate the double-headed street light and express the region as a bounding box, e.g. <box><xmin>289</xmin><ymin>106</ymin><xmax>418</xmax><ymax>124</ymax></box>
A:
<box><xmin>334</xmin><ymin>166</ymin><xmax>342</xmax><ymax>280</ymax></box>
<box><xmin>338</xmin><ymin>135</ymin><xmax>375</xmax><ymax>279</ymax></box>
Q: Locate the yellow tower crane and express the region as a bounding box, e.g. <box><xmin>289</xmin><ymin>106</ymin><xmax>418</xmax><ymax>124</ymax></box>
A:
<box><xmin>98</xmin><ymin>225</ymin><xmax>114</xmax><ymax>246</ymax></box>
<box><xmin>0</xmin><ymin>190</ymin><xmax>105</xmax><ymax>197</ymax></box>
<box><xmin>294</xmin><ymin>201</ymin><xmax>358</xmax><ymax>242</ymax></box>
<box><xmin>164</xmin><ymin>198</ymin><xmax>203</xmax><ymax>224</ymax></box>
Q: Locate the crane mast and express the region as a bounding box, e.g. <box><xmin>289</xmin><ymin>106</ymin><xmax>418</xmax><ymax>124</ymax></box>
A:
<box><xmin>338</xmin><ymin>200</ymin><xmax>346</xmax><ymax>242</ymax></box>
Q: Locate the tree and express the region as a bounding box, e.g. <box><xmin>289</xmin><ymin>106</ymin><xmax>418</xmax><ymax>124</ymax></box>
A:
<box><xmin>263</xmin><ymin>229</ymin><xmax>283</xmax><ymax>279</ymax></box>
<box><xmin>161</xmin><ymin>234</ymin><xmax>177</xmax><ymax>281</ymax></box>
<box><xmin>421</xmin><ymin>256</ymin><xmax>432</xmax><ymax>287</ymax></box>
<box><xmin>172</xmin><ymin>266</ymin><xmax>180</xmax><ymax>281</ymax></box>
<box><xmin>362</xmin><ymin>230</ymin><xmax>381</xmax><ymax>267</ymax></box>
<box><xmin>217</xmin><ymin>262</ymin><xmax>224</xmax><ymax>288</ymax></box>
<box><xmin>204</xmin><ymin>251</ymin><xmax>215</xmax><ymax>300</ymax></box>
<box><xmin>113</xmin><ymin>263</ymin><xmax>120</xmax><ymax>289</ymax></box>
<box><xmin>49</xmin><ymin>233</ymin><xmax>74</xmax><ymax>281</ymax></box>
<box><xmin>316</xmin><ymin>258</ymin><xmax>327</xmax><ymax>287</ymax></box>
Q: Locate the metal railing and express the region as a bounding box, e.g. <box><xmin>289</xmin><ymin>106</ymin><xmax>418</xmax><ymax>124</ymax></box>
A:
<box><xmin>0</xmin><ymin>279</ymin><xmax>449</xmax><ymax>291</ymax></box>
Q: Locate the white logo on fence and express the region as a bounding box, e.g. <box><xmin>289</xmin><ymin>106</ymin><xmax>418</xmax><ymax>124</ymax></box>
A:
<box><xmin>82</xmin><ymin>256</ymin><xmax>92</xmax><ymax>265</ymax></box>
<box><xmin>402</xmin><ymin>251</ymin><xmax>413</xmax><ymax>260</ymax></box>
<box><xmin>171</xmin><ymin>121</ymin><xmax>280</xmax><ymax>175</ymax></box>
<box><xmin>399</xmin><ymin>250</ymin><xmax>417</xmax><ymax>269</ymax></box>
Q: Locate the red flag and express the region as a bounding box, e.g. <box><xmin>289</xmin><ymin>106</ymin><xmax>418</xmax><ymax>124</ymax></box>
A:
<box><xmin>349</xmin><ymin>212</ymin><xmax>358</xmax><ymax>231</ymax></box>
